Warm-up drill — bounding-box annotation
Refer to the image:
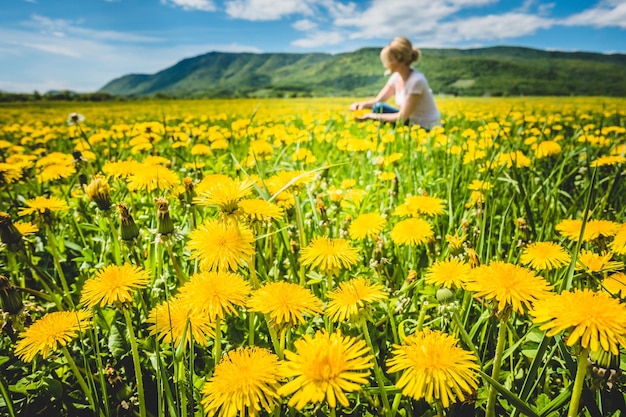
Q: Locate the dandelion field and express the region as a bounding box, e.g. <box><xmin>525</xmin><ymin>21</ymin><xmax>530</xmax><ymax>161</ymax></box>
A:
<box><xmin>1</xmin><ymin>96</ymin><xmax>626</xmax><ymax>417</ymax></box>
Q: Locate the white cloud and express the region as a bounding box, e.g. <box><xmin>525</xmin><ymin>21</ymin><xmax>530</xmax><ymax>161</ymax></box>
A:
<box><xmin>333</xmin><ymin>0</ymin><xmax>483</xmax><ymax>41</ymax></box>
<box><xmin>224</xmin><ymin>0</ymin><xmax>313</xmax><ymax>20</ymax></box>
<box><xmin>560</xmin><ymin>0</ymin><xmax>626</xmax><ymax>28</ymax></box>
<box><xmin>160</xmin><ymin>0</ymin><xmax>216</xmax><ymax>12</ymax></box>
<box><xmin>291</xmin><ymin>31</ymin><xmax>344</xmax><ymax>48</ymax></box>
<box><xmin>26</xmin><ymin>14</ymin><xmax>162</xmax><ymax>43</ymax></box>
<box><xmin>440</xmin><ymin>12</ymin><xmax>554</xmax><ymax>42</ymax></box>
<box><xmin>0</xmin><ymin>14</ymin><xmax>261</xmax><ymax>92</ymax></box>
<box><xmin>292</xmin><ymin>19</ymin><xmax>317</xmax><ymax>31</ymax></box>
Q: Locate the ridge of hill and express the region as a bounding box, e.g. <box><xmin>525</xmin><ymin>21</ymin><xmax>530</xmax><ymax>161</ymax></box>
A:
<box><xmin>99</xmin><ymin>46</ymin><xmax>626</xmax><ymax>97</ymax></box>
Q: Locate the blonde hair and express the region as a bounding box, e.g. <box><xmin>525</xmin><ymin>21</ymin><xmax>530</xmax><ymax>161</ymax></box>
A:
<box><xmin>380</xmin><ymin>37</ymin><xmax>421</xmax><ymax>67</ymax></box>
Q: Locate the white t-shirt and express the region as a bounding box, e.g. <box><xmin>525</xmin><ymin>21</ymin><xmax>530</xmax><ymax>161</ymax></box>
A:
<box><xmin>388</xmin><ymin>70</ymin><xmax>441</xmax><ymax>129</ymax></box>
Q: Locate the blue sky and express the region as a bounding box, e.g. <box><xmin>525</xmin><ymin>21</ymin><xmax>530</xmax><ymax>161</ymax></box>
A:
<box><xmin>1</xmin><ymin>0</ymin><xmax>625</xmax><ymax>93</ymax></box>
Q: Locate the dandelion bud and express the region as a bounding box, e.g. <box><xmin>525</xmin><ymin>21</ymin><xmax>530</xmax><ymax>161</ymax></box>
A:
<box><xmin>155</xmin><ymin>197</ymin><xmax>174</xmax><ymax>236</ymax></box>
<box><xmin>117</xmin><ymin>203</ymin><xmax>139</xmax><ymax>242</ymax></box>
<box><xmin>182</xmin><ymin>177</ymin><xmax>196</xmax><ymax>205</ymax></box>
<box><xmin>436</xmin><ymin>287</ymin><xmax>455</xmax><ymax>304</ymax></box>
<box><xmin>0</xmin><ymin>275</ymin><xmax>23</xmax><ymax>314</ymax></box>
<box><xmin>67</xmin><ymin>112</ymin><xmax>85</xmax><ymax>125</ymax></box>
<box><xmin>85</xmin><ymin>175</ymin><xmax>112</xmax><ymax>211</ymax></box>
<box><xmin>0</xmin><ymin>212</ymin><xmax>23</xmax><ymax>247</ymax></box>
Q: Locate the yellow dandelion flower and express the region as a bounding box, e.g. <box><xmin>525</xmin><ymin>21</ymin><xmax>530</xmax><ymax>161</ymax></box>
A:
<box><xmin>193</xmin><ymin>176</ymin><xmax>255</xmax><ymax>216</ymax></box>
<box><xmin>187</xmin><ymin>219</ymin><xmax>255</xmax><ymax>271</ymax></box>
<box><xmin>348</xmin><ymin>213</ymin><xmax>386</xmax><ymax>240</ymax></box>
<box><xmin>386</xmin><ymin>328</ymin><xmax>479</xmax><ymax>408</ymax></box>
<box><xmin>85</xmin><ymin>175</ymin><xmax>112</xmax><ymax>211</ymax></box>
<box><xmin>247</xmin><ymin>282</ymin><xmax>322</xmax><ymax>327</ymax></box>
<box><xmin>498</xmin><ymin>150</ymin><xmax>531</xmax><ymax>168</ymax></box>
<box><xmin>603</xmin><ymin>272</ymin><xmax>626</xmax><ymax>298</ymax></box>
<box><xmin>445</xmin><ymin>230</ymin><xmax>467</xmax><ymax>253</ymax></box>
<box><xmin>81</xmin><ymin>264</ymin><xmax>150</xmax><ymax>308</ymax></box>
<box><xmin>610</xmin><ymin>224</ymin><xmax>626</xmax><ymax>255</ymax></box>
<box><xmin>147</xmin><ymin>298</ymin><xmax>215</xmax><ymax>347</ymax></box>
<box><xmin>14</xmin><ymin>221</ymin><xmax>38</xmax><ymax>236</ymax></box>
<box><xmin>390</xmin><ymin>218</ymin><xmax>434</xmax><ymax>246</ymax></box>
<box><xmin>102</xmin><ymin>160</ymin><xmax>143</xmax><ymax>179</ymax></box>
<box><xmin>520</xmin><ymin>241</ymin><xmax>571</xmax><ymax>271</ymax></box>
<box><xmin>534</xmin><ymin>140</ymin><xmax>562</xmax><ymax>158</ymax></box>
<box><xmin>467</xmin><ymin>179</ymin><xmax>492</xmax><ymax>191</ymax></box>
<box><xmin>341</xmin><ymin>179</ymin><xmax>356</xmax><ymax>189</ymax></box>
<box><xmin>278</xmin><ymin>330</ymin><xmax>373</xmax><ymax>410</ymax></box>
<box><xmin>531</xmin><ymin>289</ymin><xmax>626</xmax><ymax>354</ymax></box>
<box><xmin>325</xmin><ymin>277</ymin><xmax>388</xmax><ymax>323</ymax></box>
<box><xmin>300</xmin><ymin>236</ymin><xmax>359</xmax><ymax>274</ymax></box>
<box><xmin>393</xmin><ymin>195</ymin><xmax>445</xmax><ymax>217</ymax></box>
<box><xmin>424</xmin><ymin>259</ymin><xmax>472</xmax><ymax>289</ymax></box>
<box><xmin>556</xmin><ymin>219</ymin><xmax>620</xmax><ymax>242</ymax></box>
<box><xmin>18</xmin><ymin>196</ymin><xmax>69</xmax><ymax>217</ymax></box>
<box><xmin>37</xmin><ymin>163</ymin><xmax>75</xmax><ymax>182</ymax></box>
<box><xmin>0</xmin><ymin>162</ymin><xmax>23</xmax><ymax>184</ymax></box>
<box><xmin>201</xmin><ymin>347</ymin><xmax>282</xmax><ymax>417</ymax></box>
<box><xmin>127</xmin><ymin>164</ymin><xmax>180</xmax><ymax>192</ymax></box>
<box><xmin>590</xmin><ymin>155</ymin><xmax>626</xmax><ymax>167</ymax></box>
<box><xmin>576</xmin><ymin>250</ymin><xmax>623</xmax><ymax>274</ymax></box>
<box><xmin>378</xmin><ymin>172</ymin><xmax>396</xmax><ymax>181</ymax></box>
<box><xmin>464</xmin><ymin>261</ymin><xmax>552</xmax><ymax>314</ymax></box>
<box><xmin>177</xmin><ymin>271</ymin><xmax>251</xmax><ymax>320</ymax></box>
<box><xmin>14</xmin><ymin>310</ymin><xmax>92</xmax><ymax>362</ymax></box>
<box><xmin>239</xmin><ymin>199</ymin><xmax>284</xmax><ymax>222</ymax></box>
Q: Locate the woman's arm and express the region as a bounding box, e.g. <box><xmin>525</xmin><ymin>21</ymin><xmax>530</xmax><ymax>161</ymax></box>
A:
<box><xmin>350</xmin><ymin>80</ymin><xmax>395</xmax><ymax>110</ymax></box>
<box><xmin>357</xmin><ymin>92</ymin><xmax>419</xmax><ymax>124</ymax></box>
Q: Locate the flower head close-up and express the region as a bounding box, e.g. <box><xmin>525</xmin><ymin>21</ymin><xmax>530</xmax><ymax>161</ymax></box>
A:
<box><xmin>390</xmin><ymin>218</ymin><xmax>434</xmax><ymax>246</ymax></box>
<box><xmin>278</xmin><ymin>330</ymin><xmax>373</xmax><ymax>410</ymax></box>
<box><xmin>464</xmin><ymin>261</ymin><xmax>552</xmax><ymax>314</ymax></box>
<box><xmin>325</xmin><ymin>277</ymin><xmax>388</xmax><ymax>323</ymax></box>
<box><xmin>18</xmin><ymin>195</ymin><xmax>69</xmax><ymax>218</ymax></box>
<box><xmin>530</xmin><ymin>288</ymin><xmax>626</xmax><ymax>354</ymax></box>
<box><xmin>187</xmin><ymin>219</ymin><xmax>255</xmax><ymax>271</ymax></box>
<box><xmin>387</xmin><ymin>328</ymin><xmax>479</xmax><ymax>408</ymax></box>
<box><xmin>348</xmin><ymin>212</ymin><xmax>386</xmax><ymax>240</ymax></box>
<box><xmin>14</xmin><ymin>310</ymin><xmax>92</xmax><ymax>362</ymax></box>
<box><xmin>201</xmin><ymin>347</ymin><xmax>283</xmax><ymax>417</ymax></box>
<box><xmin>147</xmin><ymin>297</ymin><xmax>215</xmax><ymax>348</ymax></box>
<box><xmin>424</xmin><ymin>258</ymin><xmax>472</xmax><ymax>289</ymax></box>
<box><xmin>247</xmin><ymin>281</ymin><xmax>322</xmax><ymax>327</ymax></box>
<box><xmin>520</xmin><ymin>241</ymin><xmax>571</xmax><ymax>271</ymax></box>
<box><xmin>81</xmin><ymin>263</ymin><xmax>150</xmax><ymax>308</ymax></box>
<box><xmin>177</xmin><ymin>270</ymin><xmax>251</xmax><ymax>320</ymax></box>
<box><xmin>300</xmin><ymin>236</ymin><xmax>359</xmax><ymax>274</ymax></box>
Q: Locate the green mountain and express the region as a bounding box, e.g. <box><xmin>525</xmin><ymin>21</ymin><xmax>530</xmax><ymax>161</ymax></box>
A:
<box><xmin>99</xmin><ymin>46</ymin><xmax>626</xmax><ymax>98</ymax></box>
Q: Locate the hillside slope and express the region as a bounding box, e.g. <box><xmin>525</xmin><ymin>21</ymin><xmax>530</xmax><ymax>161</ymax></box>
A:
<box><xmin>99</xmin><ymin>46</ymin><xmax>626</xmax><ymax>98</ymax></box>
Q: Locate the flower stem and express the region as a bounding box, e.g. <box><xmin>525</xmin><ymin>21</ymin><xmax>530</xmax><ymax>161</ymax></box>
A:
<box><xmin>266</xmin><ymin>318</ymin><xmax>283</xmax><ymax>359</ymax></box>
<box><xmin>359</xmin><ymin>317</ymin><xmax>391</xmax><ymax>417</ymax></box>
<box><xmin>45</xmin><ymin>225</ymin><xmax>74</xmax><ymax>307</ymax></box>
<box><xmin>452</xmin><ymin>311</ymin><xmax>480</xmax><ymax>361</ymax></box>
<box><xmin>568</xmin><ymin>347</ymin><xmax>590</xmax><ymax>417</ymax></box>
<box><xmin>61</xmin><ymin>346</ymin><xmax>98</xmax><ymax>414</ymax></box>
<box><xmin>106</xmin><ymin>215</ymin><xmax>122</xmax><ymax>265</ymax></box>
<box><xmin>166</xmin><ymin>241</ymin><xmax>186</xmax><ymax>284</ymax></box>
<box><xmin>486</xmin><ymin>317</ymin><xmax>508</xmax><ymax>417</ymax></box>
<box><xmin>213</xmin><ymin>316</ymin><xmax>222</xmax><ymax>370</ymax></box>
<box><xmin>123</xmin><ymin>308</ymin><xmax>146</xmax><ymax>417</ymax></box>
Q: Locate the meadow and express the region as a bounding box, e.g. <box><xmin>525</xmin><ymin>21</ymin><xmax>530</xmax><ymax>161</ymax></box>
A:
<box><xmin>0</xmin><ymin>96</ymin><xmax>625</xmax><ymax>417</ymax></box>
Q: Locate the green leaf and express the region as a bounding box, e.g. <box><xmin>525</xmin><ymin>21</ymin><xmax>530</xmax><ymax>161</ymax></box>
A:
<box><xmin>480</xmin><ymin>370</ymin><xmax>540</xmax><ymax>417</ymax></box>
<box><xmin>108</xmin><ymin>322</ymin><xmax>128</xmax><ymax>359</ymax></box>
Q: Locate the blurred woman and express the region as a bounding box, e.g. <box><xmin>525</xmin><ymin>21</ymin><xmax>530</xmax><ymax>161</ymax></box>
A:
<box><xmin>350</xmin><ymin>37</ymin><xmax>441</xmax><ymax>129</ymax></box>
